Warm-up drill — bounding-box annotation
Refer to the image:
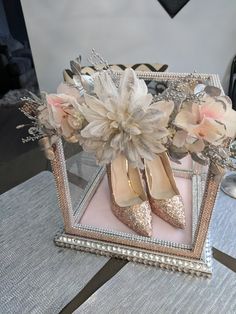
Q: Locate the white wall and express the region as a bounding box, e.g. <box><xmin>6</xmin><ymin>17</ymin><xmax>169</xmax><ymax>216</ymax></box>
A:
<box><xmin>21</xmin><ymin>0</ymin><xmax>236</xmax><ymax>93</ymax></box>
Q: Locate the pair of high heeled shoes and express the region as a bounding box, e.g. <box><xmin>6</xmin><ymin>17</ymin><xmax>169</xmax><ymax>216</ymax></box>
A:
<box><xmin>107</xmin><ymin>152</ymin><xmax>186</xmax><ymax>237</ymax></box>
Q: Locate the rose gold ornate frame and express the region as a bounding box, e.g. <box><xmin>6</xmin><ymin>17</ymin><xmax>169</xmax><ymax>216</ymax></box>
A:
<box><xmin>52</xmin><ymin>72</ymin><xmax>225</xmax><ymax>276</ymax></box>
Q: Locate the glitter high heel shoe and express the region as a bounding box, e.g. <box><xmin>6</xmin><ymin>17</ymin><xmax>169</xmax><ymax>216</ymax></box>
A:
<box><xmin>144</xmin><ymin>153</ymin><xmax>186</xmax><ymax>229</ymax></box>
<box><xmin>107</xmin><ymin>154</ymin><xmax>152</xmax><ymax>237</ymax></box>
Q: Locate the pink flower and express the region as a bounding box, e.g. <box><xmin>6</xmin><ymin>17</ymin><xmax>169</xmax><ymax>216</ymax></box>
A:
<box><xmin>46</xmin><ymin>93</ymin><xmax>84</xmax><ymax>142</ymax></box>
<box><xmin>197</xmin><ymin>95</ymin><xmax>236</xmax><ymax>137</ymax></box>
<box><xmin>57</xmin><ymin>82</ymin><xmax>82</xmax><ymax>101</ymax></box>
<box><xmin>173</xmin><ymin>95</ymin><xmax>236</xmax><ymax>152</ymax></box>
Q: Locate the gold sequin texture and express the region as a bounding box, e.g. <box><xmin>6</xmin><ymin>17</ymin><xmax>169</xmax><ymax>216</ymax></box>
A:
<box><xmin>149</xmin><ymin>195</ymin><xmax>186</xmax><ymax>229</ymax></box>
<box><xmin>107</xmin><ymin>165</ymin><xmax>152</xmax><ymax>237</ymax></box>
<box><xmin>112</xmin><ymin>200</ymin><xmax>152</xmax><ymax>237</ymax></box>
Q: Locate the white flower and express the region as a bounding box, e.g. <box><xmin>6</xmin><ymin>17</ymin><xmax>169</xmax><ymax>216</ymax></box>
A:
<box><xmin>79</xmin><ymin>68</ymin><xmax>172</xmax><ymax>168</ymax></box>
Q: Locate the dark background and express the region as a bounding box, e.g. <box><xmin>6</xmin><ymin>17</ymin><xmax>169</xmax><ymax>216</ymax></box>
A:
<box><xmin>0</xmin><ymin>0</ymin><xmax>47</xmax><ymax>194</ymax></box>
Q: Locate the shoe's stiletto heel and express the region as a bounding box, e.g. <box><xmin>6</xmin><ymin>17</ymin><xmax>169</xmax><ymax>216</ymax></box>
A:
<box><xmin>107</xmin><ymin>154</ymin><xmax>152</xmax><ymax>237</ymax></box>
<box><xmin>144</xmin><ymin>153</ymin><xmax>186</xmax><ymax>229</ymax></box>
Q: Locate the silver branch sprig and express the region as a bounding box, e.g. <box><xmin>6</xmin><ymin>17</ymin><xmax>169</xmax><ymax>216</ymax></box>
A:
<box><xmin>202</xmin><ymin>144</ymin><xmax>236</xmax><ymax>171</ymax></box>
<box><xmin>88</xmin><ymin>48</ymin><xmax>110</xmax><ymax>71</ymax></box>
<box><xmin>88</xmin><ymin>48</ymin><xmax>119</xmax><ymax>86</ymax></box>
<box><xmin>17</xmin><ymin>93</ymin><xmax>47</xmax><ymax>143</ymax></box>
<box><xmin>153</xmin><ymin>74</ymin><xmax>206</xmax><ymax>105</ymax></box>
<box><xmin>21</xmin><ymin>128</ymin><xmax>44</xmax><ymax>143</ymax></box>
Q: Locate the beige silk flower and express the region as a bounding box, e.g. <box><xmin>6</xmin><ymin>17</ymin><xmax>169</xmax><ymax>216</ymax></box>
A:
<box><xmin>79</xmin><ymin>68</ymin><xmax>172</xmax><ymax>168</ymax></box>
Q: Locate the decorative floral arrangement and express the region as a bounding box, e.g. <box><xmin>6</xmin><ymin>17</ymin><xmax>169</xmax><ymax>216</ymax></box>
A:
<box><xmin>19</xmin><ymin>51</ymin><xmax>236</xmax><ymax>171</ymax></box>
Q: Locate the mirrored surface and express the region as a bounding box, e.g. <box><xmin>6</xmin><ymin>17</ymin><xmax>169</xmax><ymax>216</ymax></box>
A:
<box><xmin>69</xmin><ymin>156</ymin><xmax>206</xmax><ymax>248</ymax></box>
<box><xmin>63</xmin><ymin>141</ymin><xmax>104</xmax><ymax>215</ymax></box>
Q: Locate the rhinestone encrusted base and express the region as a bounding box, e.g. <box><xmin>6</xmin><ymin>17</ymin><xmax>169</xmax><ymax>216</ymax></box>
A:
<box><xmin>54</xmin><ymin>231</ymin><xmax>212</xmax><ymax>278</ymax></box>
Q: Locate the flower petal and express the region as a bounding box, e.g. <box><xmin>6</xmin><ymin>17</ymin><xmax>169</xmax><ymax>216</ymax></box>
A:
<box><xmin>199</xmin><ymin>95</ymin><xmax>226</xmax><ymax>121</ymax></box>
<box><xmin>61</xmin><ymin>120</ymin><xmax>73</xmax><ymax>138</ymax></box>
<box><xmin>94</xmin><ymin>71</ymin><xmax>118</xmax><ymax>112</ymax></box>
<box><xmin>224</xmin><ymin>108</ymin><xmax>236</xmax><ymax>137</ymax></box>
<box><xmin>81</xmin><ymin>120</ymin><xmax>110</xmax><ymax>138</ymax></box>
<box><xmin>118</xmin><ymin>68</ymin><xmax>147</xmax><ymax>108</ymax></box>
<box><xmin>220</xmin><ymin>96</ymin><xmax>236</xmax><ymax>137</ymax></box>
<box><xmin>174</xmin><ymin>110</ymin><xmax>197</xmax><ymax>130</ymax></box>
<box><xmin>187</xmin><ymin>139</ymin><xmax>205</xmax><ymax>153</ymax></box>
<box><xmin>79</xmin><ymin>103</ymin><xmax>103</xmax><ymax>123</ymax></box>
<box><xmin>84</xmin><ymin>93</ymin><xmax>108</xmax><ymax>117</ymax></box>
<box><xmin>131</xmin><ymin>93</ymin><xmax>153</xmax><ymax>111</ymax></box>
<box><xmin>151</xmin><ymin>100</ymin><xmax>174</xmax><ymax>117</ymax></box>
<box><xmin>193</xmin><ymin>117</ymin><xmax>226</xmax><ymax>143</ymax></box>
<box><xmin>172</xmin><ymin>130</ymin><xmax>188</xmax><ymax>147</ymax></box>
<box><xmin>57</xmin><ymin>82</ymin><xmax>82</xmax><ymax>101</ymax></box>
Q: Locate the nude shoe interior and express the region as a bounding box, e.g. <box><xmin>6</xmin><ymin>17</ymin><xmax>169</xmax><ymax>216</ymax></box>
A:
<box><xmin>111</xmin><ymin>154</ymin><xmax>147</xmax><ymax>207</ymax></box>
<box><xmin>145</xmin><ymin>153</ymin><xmax>186</xmax><ymax>229</ymax></box>
<box><xmin>108</xmin><ymin>154</ymin><xmax>152</xmax><ymax>237</ymax></box>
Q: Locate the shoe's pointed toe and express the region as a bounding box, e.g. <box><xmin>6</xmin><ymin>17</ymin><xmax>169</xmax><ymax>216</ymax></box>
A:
<box><xmin>150</xmin><ymin>195</ymin><xmax>186</xmax><ymax>229</ymax></box>
<box><xmin>144</xmin><ymin>153</ymin><xmax>186</xmax><ymax>229</ymax></box>
<box><xmin>112</xmin><ymin>200</ymin><xmax>152</xmax><ymax>237</ymax></box>
<box><xmin>130</xmin><ymin>201</ymin><xmax>153</xmax><ymax>237</ymax></box>
<box><xmin>107</xmin><ymin>158</ymin><xmax>152</xmax><ymax>237</ymax></box>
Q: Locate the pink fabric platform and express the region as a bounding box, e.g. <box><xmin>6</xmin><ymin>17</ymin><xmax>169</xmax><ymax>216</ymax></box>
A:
<box><xmin>80</xmin><ymin>157</ymin><xmax>194</xmax><ymax>245</ymax></box>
